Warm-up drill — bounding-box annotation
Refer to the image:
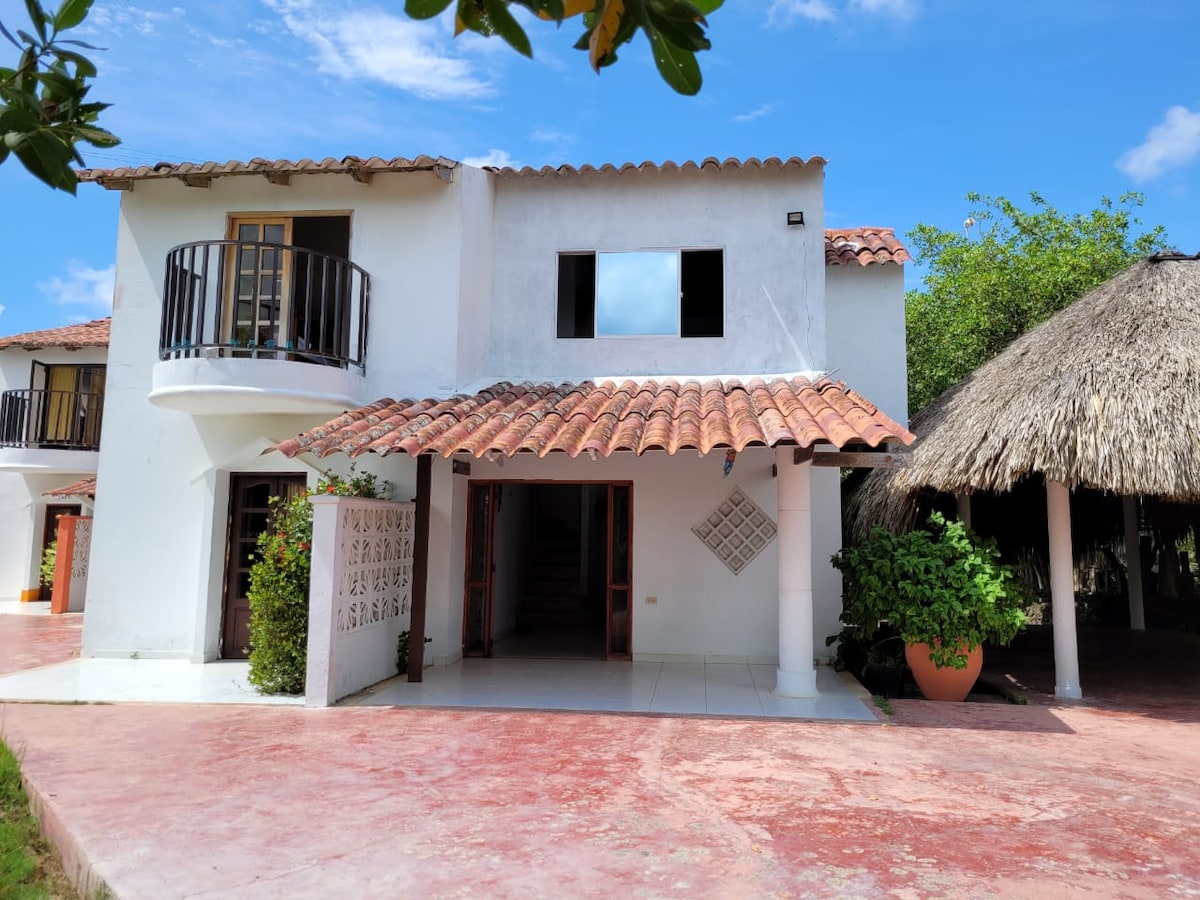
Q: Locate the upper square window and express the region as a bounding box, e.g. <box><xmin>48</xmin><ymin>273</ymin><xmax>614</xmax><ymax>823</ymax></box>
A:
<box><xmin>557</xmin><ymin>249</ymin><xmax>723</xmax><ymax>339</ymax></box>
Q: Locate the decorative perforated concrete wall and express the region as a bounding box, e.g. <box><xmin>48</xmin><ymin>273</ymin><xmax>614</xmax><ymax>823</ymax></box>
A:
<box><xmin>306</xmin><ymin>496</ymin><xmax>415</xmax><ymax>707</ymax></box>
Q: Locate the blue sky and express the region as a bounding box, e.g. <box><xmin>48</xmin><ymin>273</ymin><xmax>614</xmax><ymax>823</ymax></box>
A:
<box><xmin>1</xmin><ymin>0</ymin><xmax>1198</xmax><ymax>335</ymax></box>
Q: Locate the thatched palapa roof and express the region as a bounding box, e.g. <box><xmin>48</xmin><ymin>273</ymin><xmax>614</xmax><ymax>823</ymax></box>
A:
<box><xmin>853</xmin><ymin>255</ymin><xmax>1200</xmax><ymax>534</ymax></box>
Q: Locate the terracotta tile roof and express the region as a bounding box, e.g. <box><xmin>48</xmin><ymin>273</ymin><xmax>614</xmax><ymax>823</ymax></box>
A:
<box><xmin>489</xmin><ymin>156</ymin><xmax>826</xmax><ymax>176</ymax></box>
<box><xmin>77</xmin><ymin>156</ymin><xmax>456</xmax><ymax>189</ymax></box>
<box><xmin>44</xmin><ymin>476</ymin><xmax>97</xmax><ymax>498</ymax></box>
<box><xmin>824</xmin><ymin>228</ymin><xmax>911</xmax><ymax>267</ymax></box>
<box><xmin>0</xmin><ymin>318</ymin><xmax>110</xmax><ymax>350</ymax></box>
<box><xmin>276</xmin><ymin>378</ymin><xmax>913</xmax><ymax>460</ymax></box>
<box><xmin>77</xmin><ymin>155</ymin><xmax>826</xmax><ymax>189</ymax></box>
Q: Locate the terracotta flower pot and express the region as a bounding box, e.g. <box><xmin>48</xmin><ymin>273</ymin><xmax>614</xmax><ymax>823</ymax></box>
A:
<box><xmin>905</xmin><ymin>641</ymin><xmax>983</xmax><ymax>702</ymax></box>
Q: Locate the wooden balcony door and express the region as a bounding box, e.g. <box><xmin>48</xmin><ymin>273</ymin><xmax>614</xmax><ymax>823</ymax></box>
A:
<box><xmin>30</xmin><ymin>361</ymin><xmax>106</xmax><ymax>447</ymax></box>
<box><xmin>226</xmin><ymin>218</ymin><xmax>292</xmax><ymax>352</ymax></box>
<box><xmin>222</xmin><ymin>473</ymin><xmax>306</xmax><ymax>659</ymax></box>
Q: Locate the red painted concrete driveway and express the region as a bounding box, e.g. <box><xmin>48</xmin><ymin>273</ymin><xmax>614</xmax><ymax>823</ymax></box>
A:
<box><xmin>2</xmin><ymin>699</ymin><xmax>1197</xmax><ymax>898</ymax></box>
<box><xmin>0</xmin><ymin>612</ymin><xmax>81</xmax><ymax>675</ymax></box>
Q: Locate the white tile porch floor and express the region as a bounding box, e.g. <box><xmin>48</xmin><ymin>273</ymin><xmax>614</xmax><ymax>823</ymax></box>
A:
<box><xmin>0</xmin><ymin>659</ymin><xmax>303</xmax><ymax>705</ymax></box>
<box><xmin>0</xmin><ymin>652</ymin><xmax>875</xmax><ymax>721</ymax></box>
<box><xmin>0</xmin><ymin>599</ymin><xmax>51</xmax><ymax>616</ymax></box>
<box><xmin>349</xmin><ymin>658</ymin><xmax>878</xmax><ymax>722</ymax></box>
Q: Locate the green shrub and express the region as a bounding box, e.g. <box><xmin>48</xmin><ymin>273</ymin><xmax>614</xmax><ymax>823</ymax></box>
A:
<box><xmin>247</xmin><ymin>469</ymin><xmax>386</xmax><ymax>695</ymax></box>
<box><xmin>831</xmin><ymin>512</ymin><xmax>1028</xmax><ymax>669</ymax></box>
<box><xmin>38</xmin><ymin>541</ymin><xmax>56</xmax><ymax>588</ymax></box>
<box><xmin>396</xmin><ymin>630</ymin><xmax>432</xmax><ymax>675</ymax></box>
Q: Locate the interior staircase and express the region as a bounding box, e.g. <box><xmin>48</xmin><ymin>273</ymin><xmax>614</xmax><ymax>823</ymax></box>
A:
<box><xmin>517</xmin><ymin>540</ymin><xmax>596</xmax><ymax>629</ymax></box>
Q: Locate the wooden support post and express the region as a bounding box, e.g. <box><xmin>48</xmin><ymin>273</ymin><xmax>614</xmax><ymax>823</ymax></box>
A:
<box><xmin>956</xmin><ymin>493</ymin><xmax>972</xmax><ymax>529</ymax></box>
<box><xmin>407</xmin><ymin>454</ymin><xmax>432</xmax><ymax>682</ymax></box>
<box><xmin>1122</xmin><ymin>495</ymin><xmax>1146</xmax><ymax>631</ymax></box>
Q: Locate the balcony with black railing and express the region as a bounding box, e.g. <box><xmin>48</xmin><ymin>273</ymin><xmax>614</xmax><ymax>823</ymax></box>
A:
<box><xmin>151</xmin><ymin>240</ymin><xmax>372</xmax><ymax>415</ymax></box>
<box><xmin>0</xmin><ymin>388</ymin><xmax>104</xmax><ymax>473</ymax></box>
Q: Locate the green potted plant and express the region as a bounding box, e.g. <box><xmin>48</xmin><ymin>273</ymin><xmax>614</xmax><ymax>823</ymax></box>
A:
<box><xmin>831</xmin><ymin>512</ymin><xmax>1028</xmax><ymax>701</ymax></box>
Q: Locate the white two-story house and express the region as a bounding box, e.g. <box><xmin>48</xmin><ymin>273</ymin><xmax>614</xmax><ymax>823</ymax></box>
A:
<box><xmin>77</xmin><ymin>155</ymin><xmax>910</xmax><ymax>698</ymax></box>
<box><xmin>0</xmin><ymin>319</ymin><xmax>107</xmax><ymax>604</ymax></box>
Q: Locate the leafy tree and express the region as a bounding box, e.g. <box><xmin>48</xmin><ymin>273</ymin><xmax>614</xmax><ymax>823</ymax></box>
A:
<box><xmin>1</xmin><ymin>0</ymin><xmax>118</xmax><ymax>192</ymax></box>
<box><xmin>406</xmin><ymin>0</ymin><xmax>723</xmax><ymax>95</ymax></box>
<box><xmin>905</xmin><ymin>192</ymin><xmax>1169</xmax><ymax>413</ymax></box>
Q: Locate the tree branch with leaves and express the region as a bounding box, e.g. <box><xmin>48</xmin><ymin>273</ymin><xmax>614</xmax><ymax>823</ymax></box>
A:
<box><xmin>0</xmin><ymin>0</ymin><xmax>117</xmax><ymax>192</ymax></box>
<box><xmin>406</xmin><ymin>0</ymin><xmax>723</xmax><ymax>95</ymax></box>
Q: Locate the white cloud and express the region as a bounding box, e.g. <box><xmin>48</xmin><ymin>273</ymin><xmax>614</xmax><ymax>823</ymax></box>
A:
<box><xmin>266</xmin><ymin>1</ymin><xmax>491</xmax><ymax>100</ymax></box>
<box><xmin>462</xmin><ymin>149</ymin><xmax>520</xmax><ymax>169</ymax></box>
<box><xmin>530</xmin><ymin>129</ymin><xmax>573</xmax><ymax>145</ymax></box>
<box><xmin>849</xmin><ymin>0</ymin><xmax>918</xmax><ymax>19</ymax></box>
<box><xmin>0</xmin><ymin>304</ymin><xmax>6</xmax><ymax>316</ymax></box>
<box><xmin>85</xmin><ymin>5</ymin><xmax>183</xmax><ymax>37</ymax></box>
<box><xmin>1118</xmin><ymin>106</ymin><xmax>1200</xmax><ymax>182</ymax></box>
<box><xmin>38</xmin><ymin>263</ymin><xmax>116</xmax><ymax>315</ymax></box>
<box><xmin>734</xmin><ymin>103</ymin><xmax>777</xmax><ymax>123</ymax></box>
<box><xmin>767</xmin><ymin>0</ymin><xmax>918</xmax><ymax>26</ymax></box>
<box><xmin>768</xmin><ymin>0</ymin><xmax>836</xmax><ymax>25</ymax></box>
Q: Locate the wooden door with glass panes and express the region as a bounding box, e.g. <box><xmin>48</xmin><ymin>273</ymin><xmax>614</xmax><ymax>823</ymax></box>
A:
<box><xmin>227</xmin><ymin>218</ymin><xmax>292</xmax><ymax>353</ymax></box>
<box><xmin>223</xmin><ymin>473</ymin><xmax>306</xmax><ymax>659</ymax></box>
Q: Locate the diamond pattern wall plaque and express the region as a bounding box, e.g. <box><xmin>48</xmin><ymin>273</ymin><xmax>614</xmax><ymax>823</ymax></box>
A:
<box><xmin>692</xmin><ymin>486</ymin><xmax>777</xmax><ymax>575</ymax></box>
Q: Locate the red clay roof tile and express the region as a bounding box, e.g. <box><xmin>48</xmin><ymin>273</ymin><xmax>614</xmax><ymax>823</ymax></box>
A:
<box><xmin>43</xmin><ymin>476</ymin><xmax>97</xmax><ymax>498</ymax></box>
<box><xmin>489</xmin><ymin>156</ymin><xmax>826</xmax><ymax>176</ymax></box>
<box><xmin>276</xmin><ymin>378</ymin><xmax>912</xmax><ymax>461</ymax></box>
<box><xmin>0</xmin><ymin>318</ymin><xmax>110</xmax><ymax>350</ymax></box>
<box><xmin>78</xmin><ymin>155</ymin><xmax>825</xmax><ymax>189</ymax></box>
<box><xmin>824</xmin><ymin>228</ymin><xmax>911</xmax><ymax>267</ymax></box>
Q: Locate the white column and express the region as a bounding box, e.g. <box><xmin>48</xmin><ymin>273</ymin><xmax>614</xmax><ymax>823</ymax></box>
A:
<box><xmin>1046</xmin><ymin>480</ymin><xmax>1082</xmax><ymax>699</ymax></box>
<box><xmin>1122</xmin><ymin>495</ymin><xmax>1146</xmax><ymax>631</ymax></box>
<box><xmin>305</xmin><ymin>495</ymin><xmax>344</xmax><ymax>708</ymax></box>
<box><xmin>956</xmin><ymin>493</ymin><xmax>972</xmax><ymax>529</ymax></box>
<box><xmin>775</xmin><ymin>447</ymin><xmax>818</xmax><ymax>698</ymax></box>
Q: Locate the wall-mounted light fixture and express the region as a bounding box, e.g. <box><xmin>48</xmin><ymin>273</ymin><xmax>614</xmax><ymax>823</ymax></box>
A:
<box><xmin>787</xmin><ymin>211</ymin><xmax>805</xmax><ymax>227</ymax></box>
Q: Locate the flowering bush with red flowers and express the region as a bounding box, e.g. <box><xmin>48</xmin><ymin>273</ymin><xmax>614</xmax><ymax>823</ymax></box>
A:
<box><xmin>247</xmin><ymin>468</ymin><xmax>387</xmax><ymax>694</ymax></box>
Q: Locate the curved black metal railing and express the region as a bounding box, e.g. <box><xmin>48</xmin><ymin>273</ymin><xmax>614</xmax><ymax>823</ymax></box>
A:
<box><xmin>0</xmin><ymin>389</ymin><xmax>105</xmax><ymax>451</ymax></box>
<box><xmin>160</xmin><ymin>241</ymin><xmax>370</xmax><ymax>370</ymax></box>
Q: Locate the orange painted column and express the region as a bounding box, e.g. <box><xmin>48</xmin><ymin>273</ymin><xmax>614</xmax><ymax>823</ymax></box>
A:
<box><xmin>50</xmin><ymin>516</ymin><xmax>80</xmax><ymax>615</ymax></box>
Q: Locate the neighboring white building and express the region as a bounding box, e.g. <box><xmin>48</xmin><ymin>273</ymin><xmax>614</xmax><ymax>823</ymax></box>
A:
<box><xmin>76</xmin><ymin>155</ymin><xmax>911</xmax><ymax>698</ymax></box>
<box><xmin>0</xmin><ymin>319</ymin><xmax>107</xmax><ymax>604</ymax></box>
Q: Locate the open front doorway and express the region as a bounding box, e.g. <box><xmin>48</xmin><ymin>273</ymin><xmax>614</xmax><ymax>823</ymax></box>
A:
<box><xmin>464</xmin><ymin>481</ymin><xmax>631</xmax><ymax>660</ymax></box>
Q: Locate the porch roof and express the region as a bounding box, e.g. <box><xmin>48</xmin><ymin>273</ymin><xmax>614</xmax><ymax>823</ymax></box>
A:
<box><xmin>43</xmin><ymin>476</ymin><xmax>97</xmax><ymax>499</ymax></box>
<box><xmin>274</xmin><ymin>377</ymin><xmax>913</xmax><ymax>460</ymax></box>
<box><xmin>0</xmin><ymin>317</ymin><xmax>110</xmax><ymax>350</ymax></box>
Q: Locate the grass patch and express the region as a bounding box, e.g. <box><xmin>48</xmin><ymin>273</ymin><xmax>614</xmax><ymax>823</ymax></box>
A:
<box><xmin>0</xmin><ymin>737</ymin><xmax>75</xmax><ymax>899</ymax></box>
<box><xmin>871</xmin><ymin>694</ymin><xmax>895</xmax><ymax>716</ymax></box>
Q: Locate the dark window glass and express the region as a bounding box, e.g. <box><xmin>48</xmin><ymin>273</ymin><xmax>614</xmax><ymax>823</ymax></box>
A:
<box><xmin>680</xmin><ymin>249</ymin><xmax>724</xmax><ymax>337</ymax></box>
<box><xmin>557</xmin><ymin>253</ymin><xmax>596</xmax><ymax>338</ymax></box>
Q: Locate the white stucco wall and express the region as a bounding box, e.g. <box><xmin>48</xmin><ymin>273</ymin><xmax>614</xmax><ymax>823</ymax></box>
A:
<box><xmin>80</xmin><ymin>160</ymin><xmax>905</xmax><ymax>666</ymax></box>
<box><xmin>482</xmin><ymin>165</ymin><xmax>827</xmax><ymax>383</ymax></box>
<box><xmin>421</xmin><ymin>448</ymin><xmax>842</xmax><ymax>664</ymax></box>
<box><xmin>0</xmin><ymin>346</ymin><xmax>107</xmax><ymax>601</ymax></box>
<box><xmin>0</xmin><ymin>474</ymin><xmax>78</xmax><ymax>601</ymax></box>
<box><xmin>0</xmin><ymin>346</ymin><xmax>107</xmax><ymax>394</ymax></box>
<box><xmin>83</xmin><ymin>169</ymin><xmax>455</xmax><ymax>658</ymax></box>
<box><xmin>825</xmin><ymin>264</ymin><xmax>908</xmax><ymax>425</ymax></box>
